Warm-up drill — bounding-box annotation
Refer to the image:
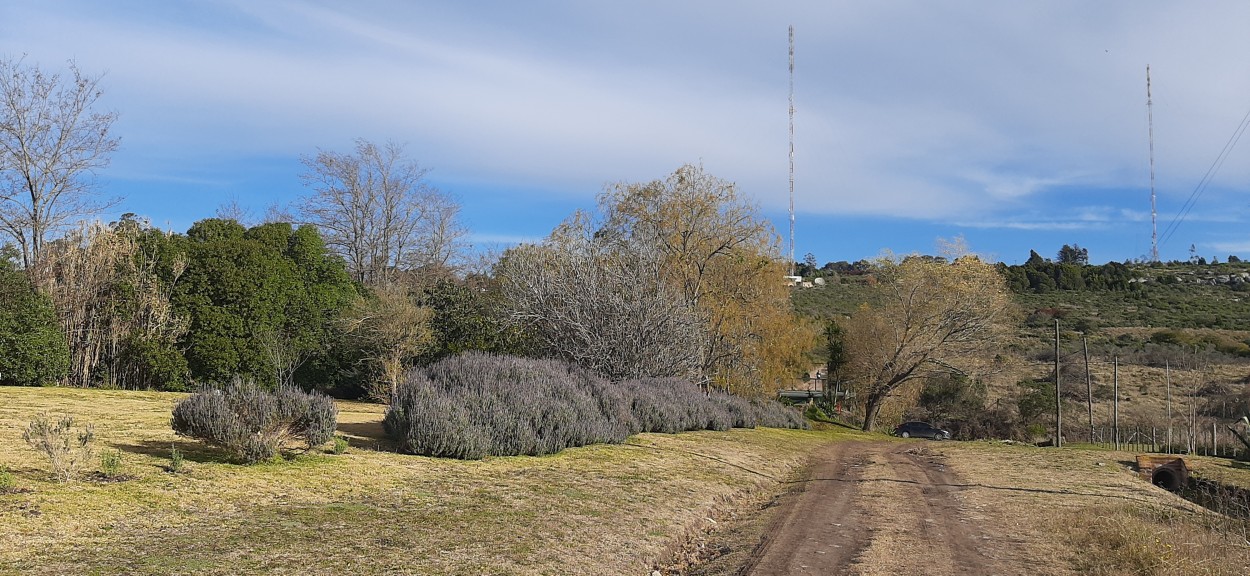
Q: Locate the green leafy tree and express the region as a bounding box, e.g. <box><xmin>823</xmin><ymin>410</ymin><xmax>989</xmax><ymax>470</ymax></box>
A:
<box><xmin>1025</xmin><ymin>267</ymin><xmax>1057</xmax><ymax>293</ymax></box>
<box><xmin>174</xmin><ymin>219</ymin><xmax>356</xmax><ymax>387</ymax></box>
<box><xmin>1054</xmin><ymin>263</ymin><xmax>1086</xmax><ymax>290</ymax></box>
<box><xmin>114</xmin><ymin>218</ymin><xmax>191</xmax><ymax>390</ymax></box>
<box><xmin>0</xmin><ymin>260</ymin><xmax>69</xmax><ymax>386</ymax></box>
<box><xmin>1056</xmin><ymin>244</ymin><xmax>1089</xmax><ymax>265</ymax></box>
<box><xmin>419</xmin><ymin>277</ymin><xmax>529</xmax><ymax>362</ymax></box>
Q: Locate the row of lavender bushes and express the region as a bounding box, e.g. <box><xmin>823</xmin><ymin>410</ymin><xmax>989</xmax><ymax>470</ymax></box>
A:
<box><xmin>382</xmin><ymin>352</ymin><xmax>807</xmax><ymax>459</ymax></box>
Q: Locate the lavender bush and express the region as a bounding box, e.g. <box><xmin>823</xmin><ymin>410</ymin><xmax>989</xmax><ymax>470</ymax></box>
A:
<box><xmin>171</xmin><ymin>380</ymin><xmax>337</xmax><ymax>463</ymax></box>
<box><xmin>753</xmin><ymin>399</ymin><xmax>809</xmax><ymax>430</ymax></box>
<box><xmin>384</xmin><ymin>353</ymin><xmax>808</xmax><ymax>459</ymax></box>
<box><xmin>620</xmin><ymin>377</ymin><xmax>730</xmax><ymax>433</ymax></box>
<box><xmin>385</xmin><ymin>353</ymin><xmax>631</xmax><ymax>458</ymax></box>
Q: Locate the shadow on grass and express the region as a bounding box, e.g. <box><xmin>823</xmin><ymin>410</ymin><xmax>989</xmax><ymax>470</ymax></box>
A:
<box><xmin>810</xmin><ymin>417</ymin><xmax>860</xmax><ymax>429</ymax></box>
<box><xmin>112</xmin><ymin>439</ymin><xmax>228</xmax><ymax>465</ymax></box>
<box><xmin>336</xmin><ymin>421</ymin><xmax>399</xmax><ymax>452</ymax></box>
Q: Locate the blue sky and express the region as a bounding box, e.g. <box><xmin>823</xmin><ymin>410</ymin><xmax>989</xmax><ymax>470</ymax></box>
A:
<box><xmin>5</xmin><ymin>1</ymin><xmax>1250</xmax><ymax>264</ymax></box>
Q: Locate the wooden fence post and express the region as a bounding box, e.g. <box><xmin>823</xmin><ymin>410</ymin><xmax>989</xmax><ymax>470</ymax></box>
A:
<box><xmin>1113</xmin><ymin>357</ymin><xmax>1120</xmax><ymax>451</ymax></box>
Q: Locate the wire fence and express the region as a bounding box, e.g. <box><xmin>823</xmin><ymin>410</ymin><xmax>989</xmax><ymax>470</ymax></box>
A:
<box><xmin>1077</xmin><ymin>421</ymin><xmax>1246</xmax><ymax>459</ymax></box>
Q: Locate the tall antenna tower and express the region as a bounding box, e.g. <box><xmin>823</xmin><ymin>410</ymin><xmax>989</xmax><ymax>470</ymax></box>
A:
<box><xmin>1147</xmin><ymin>65</ymin><xmax>1159</xmax><ymax>262</ymax></box>
<box><xmin>788</xmin><ymin>25</ymin><xmax>796</xmax><ymax>276</ymax></box>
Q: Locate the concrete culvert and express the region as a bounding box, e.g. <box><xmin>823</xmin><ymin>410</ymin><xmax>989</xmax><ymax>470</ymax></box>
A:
<box><xmin>1152</xmin><ymin>468</ymin><xmax>1182</xmax><ymax>492</ymax></box>
<box><xmin>1136</xmin><ymin>454</ymin><xmax>1190</xmax><ymax>492</ymax></box>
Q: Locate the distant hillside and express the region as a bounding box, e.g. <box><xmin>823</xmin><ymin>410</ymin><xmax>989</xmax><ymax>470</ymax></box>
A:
<box><xmin>790</xmin><ymin>259</ymin><xmax>1250</xmax><ymax>443</ymax></box>
<box><xmin>792</xmin><ymin>260</ymin><xmax>1250</xmax><ymax>331</ymax></box>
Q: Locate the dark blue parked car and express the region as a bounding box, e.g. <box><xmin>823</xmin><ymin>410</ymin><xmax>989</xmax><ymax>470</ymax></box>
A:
<box><xmin>893</xmin><ymin>421</ymin><xmax>950</xmax><ymax>440</ymax></box>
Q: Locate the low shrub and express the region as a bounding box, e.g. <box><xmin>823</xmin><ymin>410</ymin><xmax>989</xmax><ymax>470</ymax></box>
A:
<box><xmin>0</xmin><ymin>466</ymin><xmax>15</xmax><ymax>492</ymax></box>
<box><xmin>618</xmin><ymin>379</ymin><xmax>807</xmax><ymax>433</ymax></box>
<box><xmin>712</xmin><ymin>391</ymin><xmax>759</xmax><ymax>429</ymax></box>
<box><xmin>385</xmin><ymin>353</ymin><xmax>631</xmax><ymax>459</ymax></box>
<box><xmin>168</xmin><ymin>446</ymin><xmax>185</xmax><ymax>473</ymax></box>
<box><xmin>332</xmin><ymin>435</ymin><xmax>349</xmax><ymax>455</ymax></box>
<box><xmin>99</xmin><ymin>449</ymin><xmax>123</xmax><ymax>478</ymax></box>
<box><xmin>621</xmin><ymin>377</ymin><xmax>726</xmax><ymax>434</ymax></box>
<box><xmin>23</xmin><ymin>413</ymin><xmax>95</xmax><ymax>482</ymax></box>
<box><xmin>753</xmin><ymin>399</ymin><xmax>810</xmax><ymax>430</ymax></box>
<box><xmin>171</xmin><ymin>380</ymin><xmax>337</xmax><ymax>464</ymax></box>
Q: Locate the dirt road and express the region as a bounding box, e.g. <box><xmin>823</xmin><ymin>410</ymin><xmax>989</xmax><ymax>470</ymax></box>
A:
<box><xmin>735</xmin><ymin>441</ymin><xmax>1010</xmax><ymax>576</ymax></box>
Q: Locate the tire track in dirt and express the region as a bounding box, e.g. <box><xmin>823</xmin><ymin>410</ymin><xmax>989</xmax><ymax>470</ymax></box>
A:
<box><xmin>741</xmin><ymin>441</ymin><xmax>873</xmax><ymax>575</ymax></box>
<box><xmin>876</xmin><ymin>445</ymin><xmax>1004</xmax><ymax>575</ymax></box>
<box><xmin>730</xmin><ymin>441</ymin><xmax>1007</xmax><ymax>576</ymax></box>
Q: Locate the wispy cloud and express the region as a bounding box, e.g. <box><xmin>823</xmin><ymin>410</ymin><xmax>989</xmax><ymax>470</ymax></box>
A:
<box><xmin>955</xmin><ymin>220</ymin><xmax>1093</xmax><ymax>232</ymax></box>
<box><xmin>1206</xmin><ymin>240</ymin><xmax>1250</xmax><ymax>254</ymax></box>
<box><xmin>6</xmin><ymin>1</ymin><xmax>1250</xmax><ymax>262</ymax></box>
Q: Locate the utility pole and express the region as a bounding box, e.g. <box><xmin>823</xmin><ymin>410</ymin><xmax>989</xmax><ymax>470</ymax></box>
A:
<box><xmin>1166</xmin><ymin>360</ymin><xmax>1172</xmax><ymax>453</ymax></box>
<box><xmin>1084</xmin><ymin>335</ymin><xmax>1093</xmax><ymax>444</ymax></box>
<box><xmin>787</xmin><ymin>25</ymin><xmax>796</xmax><ymax>277</ymax></box>
<box><xmin>1054</xmin><ymin>319</ymin><xmax>1062</xmax><ymax>448</ymax></box>
<box><xmin>1113</xmin><ymin>356</ymin><xmax>1121</xmax><ymax>450</ymax></box>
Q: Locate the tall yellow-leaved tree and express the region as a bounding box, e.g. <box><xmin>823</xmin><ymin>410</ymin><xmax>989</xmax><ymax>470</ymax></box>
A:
<box><xmin>598</xmin><ymin>164</ymin><xmax>817</xmax><ymax>395</ymax></box>
<box><xmin>845</xmin><ymin>248</ymin><xmax>1015</xmax><ymax>431</ymax></box>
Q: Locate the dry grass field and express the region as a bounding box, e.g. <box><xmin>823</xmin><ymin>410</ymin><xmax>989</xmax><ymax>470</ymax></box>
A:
<box><xmin>5</xmin><ymin>387</ymin><xmax>1250</xmax><ymax>575</ymax></box>
<box><xmin>941</xmin><ymin>442</ymin><xmax>1250</xmax><ymax>575</ymax></box>
<box><xmin>0</xmin><ymin>387</ymin><xmax>844</xmax><ymax>575</ymax></box>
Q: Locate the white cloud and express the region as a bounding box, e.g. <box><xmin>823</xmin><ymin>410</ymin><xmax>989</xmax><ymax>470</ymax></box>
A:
<box><xmin>5</xmin><ymin>0</ymin><xmax>1250</xmax><ymax>238</ymax></box>
<box><xmin>1206</xmin><ymin>240</ymin><xmax>1250</xmax><ymax>255</ymax></box>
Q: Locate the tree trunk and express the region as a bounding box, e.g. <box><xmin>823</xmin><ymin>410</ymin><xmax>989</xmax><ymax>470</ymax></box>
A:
<box><xmin>861</xmin><ymin>393</ymin><xmax>884</xmax><ymax>432</ymax></box>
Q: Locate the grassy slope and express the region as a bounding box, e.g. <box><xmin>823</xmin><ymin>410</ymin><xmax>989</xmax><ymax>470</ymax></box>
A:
<box><xmin>944</xmin><ymin>441</ymin><xmax>1250</xmax><ymax>575</ymax></box>
<box><xmin>792</xmin><ymin>263</ymin><xmax>1250</xmax><ymax>330</ymax></box>
<box><xmin>792</xmin><ymin>269</ymin><xmax>1250</xmax><ymax>432</ymax></box>
<box><xmin>0</xmin><ymin>387</ymin><xmax>849</xmax><ymax>576</ymax></box>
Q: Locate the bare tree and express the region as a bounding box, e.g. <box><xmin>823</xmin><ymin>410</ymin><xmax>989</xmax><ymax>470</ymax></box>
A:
<box><xmin>497</xmin><ymin>212</ymin><xmax>704</xmax><ymax>381</ymax></box>
<box><xmin>215</xmin><ymin>197</ymin><xmax>256</xmax><ymax>227</ymax></box>
<box><xmin>297</xmin><ymin>139</ymin><xmax>467</xmax><ymax>285</ymax></box>
<box><xmin>406</xmin><ymin>190</ymin><xmax>468</xmax><ymax>274</ymax></box>
<box><xmin>0</xmin><ymin>57</ymin><xmax>119</xmax><ymax>286</ymax></box>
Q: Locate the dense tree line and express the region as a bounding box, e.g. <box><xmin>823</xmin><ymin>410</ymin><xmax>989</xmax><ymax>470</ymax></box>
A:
<box><xmin>0</xmin><ymin>213</ymin><xmax>524</xmax><ymax>395</ymax></box>
<box><xmin>998</xmin><ymin>246</ymin><xmax>1137</xmax><ymax>293</ymax></box>
<box><xmin>0</xmin><ymin>56</ymin><xmax>826</xmax><ymax>410</ymax></box>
